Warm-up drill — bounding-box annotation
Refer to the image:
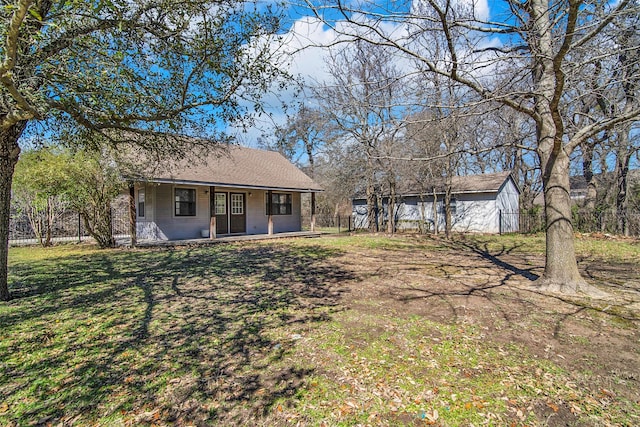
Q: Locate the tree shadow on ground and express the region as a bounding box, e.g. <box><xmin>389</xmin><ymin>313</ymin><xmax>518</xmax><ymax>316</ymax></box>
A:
<box><xmin>374</xmin><ymin>237</ymin><xmax>639</xmax><ymax>390</ymax></box>
<box><xmin>456</xmin><ymin>240</ymin><xmax>540</xmax><ymax>281</ymax></box>
<box><xmin>367</xmin><ymin>239</ymin><xmax>541</xmax><ymax>325</ymax></box>
<box><xmin>2</xmin><ymin>243</ymin><xmax>354</xmax><ymax>425</ymax></box>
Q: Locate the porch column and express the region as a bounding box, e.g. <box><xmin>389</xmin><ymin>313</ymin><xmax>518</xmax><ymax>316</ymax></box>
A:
<box><xmin>311</xmin><ymin>192</ymin><xmax>316</xmax><ymax>232</ymax></box>
<box><xmin>209</xmin><ymin>186</ymin><xmax>216</xmax><ymax>239</ymax></box>
<box><xmin>128</xmin><ymin>182</ymin><xmax>137</xmax><ymax>247</ymax></box>
<box><xmin>267</xmin><ymin>190</ymin><xmax>273</xmax><ymax>235</ymax></box>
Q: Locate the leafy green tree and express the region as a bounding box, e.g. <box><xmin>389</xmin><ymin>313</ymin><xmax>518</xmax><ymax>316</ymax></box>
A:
<box><xmin>12</xmin><ymin>148</ymin><xmax>71</xmax><ymax>246</ymax></box>
<box><xmin>0</xmin><ymin>0</ymin><xmax>289</xmax><ymax>300</ymax></box>
<box><xmin>64</xmin><ymin>149</ymin><xmax>125</xmax><ymax>249</ymax></box>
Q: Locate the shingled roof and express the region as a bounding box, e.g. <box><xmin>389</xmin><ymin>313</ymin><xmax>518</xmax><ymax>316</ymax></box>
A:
<box><xmin>400</xmin><ymin>171</ymin><xmax>516</xmax><ymax>195</ymax></box>
<box><xmin>446</xmin><ymin>171</ymin><xmax>517</xmax><ymax>194</ymax></box>
<box><xmin>135</xmin><ymin>145</ymin><xmax>322</xmax><ymax>192</ymax></box>
<box><xmin>353</xmin><ymin>171</ymin><xmax>517</xmax><ymax>198</ymax></box>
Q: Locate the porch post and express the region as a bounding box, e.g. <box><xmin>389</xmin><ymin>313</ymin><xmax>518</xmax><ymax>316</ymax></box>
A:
<box><xmin>209</xmin><ymin>186</ymin><xmax>216</xmax><ymax>239</ymax></box>
<box><xmin>310</xmin><ymin>192</ymin><xmax>316</xmax><ymax>232</ymax></box>
<box><xmin>128</xmin><ymin>182</ymin><xmax>137</xmax><ymax>247</ymax></box>
<box><xmin>267</xmin><ymin>190</ymin><xmax>273</xmax><ymax>235</ymax></box>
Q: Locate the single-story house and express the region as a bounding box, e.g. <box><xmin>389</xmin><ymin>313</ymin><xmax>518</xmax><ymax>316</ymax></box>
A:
<box><xmin>126</xmin><ymin>145</ymin><xmax>322</xmax><ymax>241</ymax></box>
<box><xmin>352</xmin><ymin>171</ymin><xmax>520</xmax><ymax>234</ymax></box>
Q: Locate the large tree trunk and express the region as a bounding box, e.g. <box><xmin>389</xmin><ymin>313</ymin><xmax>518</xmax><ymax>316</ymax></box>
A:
<box><xmin>0</xmin><ymin>123</ymin><xmax>27</xmax><ymax>301</ymax></box>
<box><xmin>529</xmin><ymin>0</ymin><xmax>606</xmax><ymax>297</ymax></box>
<box><xmin>538</xmin><ymin>149</ymin><xmax>582</xmax><ymax>289</ymax></box>
<box><xmin>536</xmin><ymin>127</ymin><xmax>606</xmax><ymax>297</ymax></box>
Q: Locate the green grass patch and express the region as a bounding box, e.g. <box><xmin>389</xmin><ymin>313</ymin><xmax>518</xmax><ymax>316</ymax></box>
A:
<box><xmin>2</xmin><ymin>235</ymin><xmax>638</xmax><ymax>426</ymax></box>
<box><xmin>277</xmin><ymin>313</ymin><xmax>633</xmax><ymax>426</ymax></box>
<box><xmin>458</xmin><ymin>232</ymin><xmax>640</xmax><ymax>263</ymax></box>
<box><xmin>3</xmin><ymin>242</ymin><xmax>348</xmax><ymax>425</ymax></box>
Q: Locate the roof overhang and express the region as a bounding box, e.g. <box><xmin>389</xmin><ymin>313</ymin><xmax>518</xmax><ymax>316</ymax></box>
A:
<box><xmin>135</xmin><ymin>178</ymin><xmax>323</xmax><ymax>193</ymax></box>
<box><xmin>352</xmin><ymin>189</ymin><xmax>498</xmax><ymax>200</ymax></box>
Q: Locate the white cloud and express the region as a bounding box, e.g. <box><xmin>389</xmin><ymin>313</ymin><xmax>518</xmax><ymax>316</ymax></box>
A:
<box><xmin>281</xmin><ymin>17</ymin><xmax>346</xmax><ymax>85</ymax></box>
<box><xmin>233</xmin><ymin>1</ymin><xmax>500</xmax><ymax>146</ymax></box>
<box><xmin>411</xmin><ymin>0</ymin><xmax>489</xmax><ymax>21</ymax></box>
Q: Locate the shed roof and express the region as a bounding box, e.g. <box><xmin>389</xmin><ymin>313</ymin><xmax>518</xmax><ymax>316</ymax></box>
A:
<box><xmin>133</xmin><ymin>145</ymin><xmax>322</xmax><ymax>192</ymax></box>
<box><xmin>445</xmin><ymin>171</ymin><xmax>517</xmax><ymax>195</ymax></box>
<box><xmin>353</xmin><ymin>171</ymin><xmax>518</xmax><ymax>199</ymax></box>
<box><xmin>403</xmin><ymin>171</ymin><xmax>517</xmax><ymax>196</ymax></box>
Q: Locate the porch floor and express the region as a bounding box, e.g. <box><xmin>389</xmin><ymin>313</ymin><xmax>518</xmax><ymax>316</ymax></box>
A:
<box><xmin>131</xmin><ymin>231</ymin><xmax>323</xmax><ymax>247</ymax></box>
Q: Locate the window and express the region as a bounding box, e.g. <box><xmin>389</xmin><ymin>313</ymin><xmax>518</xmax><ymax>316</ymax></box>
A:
<box><xmin>175</xmin><ymin>188</ymin><xmax>196</xmax><ymax>216</ymax></box>
<box><xmin>438</xmin><ymin>198</ymin><xmax>457</xmax><ymax>215</ymax></box>
<box><xmin>137</xmin><ymin>189</ymin><xmax>145</xmax><ymax>218</ymax></box>
<box><xmin>215</xmin><ymin>193</ymin><xmax>226</xmax><ymax>215</ymax></box>
<box><xmin>231</xmin><ymin>194</ymin><xmax>244</xmax><ymax>215</ymax></box>
<box><xmin>266</xmin><ymin>193</ymin><xmax>292</xmax><ymax>215</ymax></box>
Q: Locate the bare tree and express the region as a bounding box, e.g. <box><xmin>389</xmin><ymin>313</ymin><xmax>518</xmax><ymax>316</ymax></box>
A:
<box><xmin>303</xmin><ymin>0</ymin><xmax>640</xmax><ymax>295</ymax></box>
<box><xmin>566</xmin><ymin>13</ymin><xmax>640</xmax><ymax>235</ymax></box>
<box><xmin>260</xmin><ymin>104</ymin><xmax>332</xmax><ymax>178</ymax></box>
<box><xmin>475</xmin><ymin>107</ymin><xmax>541</xmax><ymax>210</ymax></box>
<box><xmin>315</xmin><ymin>40</ymin><xmax>413</xmax><ymax>232</ymax></box>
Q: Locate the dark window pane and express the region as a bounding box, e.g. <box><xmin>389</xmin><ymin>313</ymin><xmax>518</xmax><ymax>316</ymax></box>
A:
<box><xmin>265</xmin><ymin>193</ymin><xmax>292</xmax><ymax>216</ymax></box>
<box><xmin>175</xmin><ymin>188</ymin><xmax>196</xmax><ymax>216</ymax></box>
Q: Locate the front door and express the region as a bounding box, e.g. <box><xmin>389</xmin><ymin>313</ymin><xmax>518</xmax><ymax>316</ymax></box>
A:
<box><xmin>229</xmin><ymin>193</ymin><xmax>246</xmax><ymax>234</ymax></box>
<box><xmin>214</xmin><ymin>192</ymin><xmax>228</xmax><ymax>235</ymax></box>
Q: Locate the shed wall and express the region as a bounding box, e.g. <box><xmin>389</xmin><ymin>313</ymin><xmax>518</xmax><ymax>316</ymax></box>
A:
<box><xmin>352</xmin><ymin>185</ymin><xmax>520</xmax><ymax>234</ymax></box>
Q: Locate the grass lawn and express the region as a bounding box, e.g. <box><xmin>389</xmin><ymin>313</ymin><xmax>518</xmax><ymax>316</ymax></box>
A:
<box><xmin>1</xmin><ymin>234</ymin><xmax>639</xmax><ymax>426</ymax></box>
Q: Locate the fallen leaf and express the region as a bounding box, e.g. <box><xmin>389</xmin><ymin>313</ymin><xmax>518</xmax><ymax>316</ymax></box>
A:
<box><xmin>600</xmin><ymin>389</ymin><xmax>614</xmax><ymax>398</ymax></box>
<box><xmin>0</xmin><ymin>402</ymin><xmax>8</xmax><ymax>414</ymax></box>
<box><xmin>424</xmin><ymin>409</ymin><xmax>439</xmax><ymax>422</ymax></box>
<box><xmin>546</xmin><ymin>402</ymin><xmax>559</xmax><ymax>412</ymax></box>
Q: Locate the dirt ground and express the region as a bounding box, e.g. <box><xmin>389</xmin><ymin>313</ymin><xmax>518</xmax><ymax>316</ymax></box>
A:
<box><xmin>319</xmin><ymin>235</ymin><xmax>640</xmax><ymax>425</ymax></box>
<box><xmin>5</xmin><ymin>235</ymin><xmax>638</xmax><ymax>426</ymax></box>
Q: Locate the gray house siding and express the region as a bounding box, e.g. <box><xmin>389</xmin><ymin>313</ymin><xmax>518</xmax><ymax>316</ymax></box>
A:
<box><xmin>136</xmin><ymin>184</ymin><xmax>304</xmax><ymax>240</ymax></box>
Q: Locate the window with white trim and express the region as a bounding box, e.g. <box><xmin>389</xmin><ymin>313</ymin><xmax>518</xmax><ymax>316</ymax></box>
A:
<box><xmin>175</xmin><ymin>188</ymin><xmax>196</xmax><ymax>216</ymax></box>
<box><xmin>215</xmin><ymin>193</ymin><xmax>226</xmax><ymax>215</ymax></box>
<box><xmin>137</xmin><ymin>189</ymin><xmax>145</xmax><ymax>218</ymax></box>
<box><xmin>231</xmin><ymin>194</ymin><xmax>244</xmax><ymax>215</ymax></box>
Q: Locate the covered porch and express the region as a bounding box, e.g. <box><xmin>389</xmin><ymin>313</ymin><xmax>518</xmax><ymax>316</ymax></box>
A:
<box><xmin>129</xmin><ymin>230</ymin><xmax>322</xmax><ymax>247</ymax></box>
<box><xmin>126</xmin><ymin>183</ymin><xmax>320</xmax><ymax>245</ymax></box>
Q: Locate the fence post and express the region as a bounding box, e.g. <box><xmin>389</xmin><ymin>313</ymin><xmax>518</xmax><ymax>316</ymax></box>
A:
<box><xmin>348</xmin><ymin>216</ymin><xmax>351</xmax><ymax>232</ymax></box>
<box><xmin>310</xmin><ymin>192</ymin><xmax>316</xmax><ymax>233</ymax></box>
<box><xmin>78</xmin><ymin>213</ymin><xmax>82</xmax><ymax>242</ymax></box>
<box><xmin>128</xmin><ymin>183</ymin><xmax>137</xmax><ymax>247</ymax></box>
<box><xmin>338</xmin><ymin>216</ymin><xmax>341</xmax><ymax>234</ymax></box>
<box><xmin>499</xmin><ymin>210</ymin><xmax>503</xmax><ymax>235</ymax></box>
